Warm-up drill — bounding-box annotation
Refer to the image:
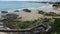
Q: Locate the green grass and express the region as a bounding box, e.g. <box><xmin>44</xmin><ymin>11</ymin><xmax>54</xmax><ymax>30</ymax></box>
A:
<box><xmin>13</xmin><ymin>18</ymin><xmax>55</xmax><ymax>29</ymax></box>
<box><xmin>13</xmin><ymin>19</ymin><xmax>44</xmax><ymax>29</ymax></box>
<box><xmin>51</xmin><ymin>32</ymin><xmax>60</xmax><ymax>34</ymax></box>
<box><xmin>53</xmin><ymin>18</ymin><xmax>60</xmax><ymax>31</ymax></box>
<box><xmin>2</xmin><ymin>18</ymin><xmax>55</xmax><ymax>29</ymax></box>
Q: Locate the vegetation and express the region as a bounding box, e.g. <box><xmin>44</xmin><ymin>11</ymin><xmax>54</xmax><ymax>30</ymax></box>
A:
<box><xmin>54</xmin><ymin>18</ymin><xmax>60</xmax><ymax>32</ymax></box>
<box><xmin>1</xmin><ymin>15</ymin><xmax>55</xmax><ymax>29</ymax></box>
<box><xmin>51</xmin><ymin>18</ymin><xmax>60</xmax><ymax>34</ymax></box>
<box><xmin>1</xmin><ymin>13</ymin><xmax>55</xmax><ymax>29</ymax></box>
<box><xmin>5</xmin><ymin>19</ymin><xmax>45</xmax><ymax>29</ymax></box>
<box><xmin>1</xmin><ymin>14</ymin><xmax>58</xmax><ymax>34</ymax></box>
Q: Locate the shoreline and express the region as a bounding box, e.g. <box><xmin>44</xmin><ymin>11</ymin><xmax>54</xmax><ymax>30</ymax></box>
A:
<box><xmin>0</xmin><ymin>6</ymin><xmax>60</xmax><ymax>21</ymax></box>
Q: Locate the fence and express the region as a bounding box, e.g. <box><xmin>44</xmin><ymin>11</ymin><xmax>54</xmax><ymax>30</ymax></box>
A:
<box><xmin>0</xmin><ymin>24</ymin><xmax>52</xmax><ymax>34</ymax></box>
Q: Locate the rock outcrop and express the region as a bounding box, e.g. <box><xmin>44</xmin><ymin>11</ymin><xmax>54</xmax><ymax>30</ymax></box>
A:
<box><xmin>1</xmin><ymin>13</ymin><xmax>19</xmax><ymax>29</ymax></box>
<box><xmin>23</xmin><ymin>9</ymin><xmax>31</xmax><ymax>13</ymax></box>
<box><xmin>2</xmin><ymin>13</ymin><xmax>19</xmax><ymax>20</ymax></box>
<box><xmin>47</xmin><ymin>12</ymin><xmax>58</xmax><ymax>16</ymax></box>
<box><xmin>14</xmin><ymin>10</ymin><xmax>19</xmax><ymax>12</ymax></box>
<box><xmin>38</xmin><ymin>10</ymin><xmax>58</xmax><ymax>16</ymax></box>
<box><xmin>53</xmin><ymin>2</ymin><xmax>60</xmax><ymax>7</ymax></box>
<box><xmin>38</xmin><ymin>10</ymin><xmax>45</xmax><ymax>14</ymax></box>
<box><xmin>1</xmin><ymin>11</ymin><xmax>8</xmax><ymax>13</ymax></box>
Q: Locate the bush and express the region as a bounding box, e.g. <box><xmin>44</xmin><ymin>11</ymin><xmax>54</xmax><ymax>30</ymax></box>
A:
<box><xmin>51</xmin><ymin>18</ymin><xmax>60</xmax><ymax>34</ymax></box>
<box><xmin>53</xmin><ymin>18</ymin><xmax>60</xmax><ymax>32</ymax></box>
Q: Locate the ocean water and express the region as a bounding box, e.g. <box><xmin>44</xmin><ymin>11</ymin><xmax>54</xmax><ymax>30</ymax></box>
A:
<box><xmin>0</xmin><ymin>1</ymin><xmax>52</xmax><ymax>11</ymax></box>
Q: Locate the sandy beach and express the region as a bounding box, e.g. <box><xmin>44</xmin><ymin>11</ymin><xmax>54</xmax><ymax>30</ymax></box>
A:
<box><xmin>0</xmin><ymin>32</ymin><xmax>7</xmax><ymax>34</ymax></box>
<box><xmin>13</xmin><ymin>7</ymin><xmax>60</xmax><ymax>21</ymax></box>
<box><xmin>20</xmin><ymin>12</ymin><xmax>44</xmax><ymax>21</ymax></box>
<box><xmin>0</xmin><ymin>6</ymin><xmax>60</xmax><ymax>22</ymax></box>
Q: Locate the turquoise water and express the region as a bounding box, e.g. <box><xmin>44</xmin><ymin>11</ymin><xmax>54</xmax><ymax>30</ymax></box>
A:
<box><xmin>0</xmin><ymin>1</ymin><xmax>51</xmax><ymax>11</ymax></box>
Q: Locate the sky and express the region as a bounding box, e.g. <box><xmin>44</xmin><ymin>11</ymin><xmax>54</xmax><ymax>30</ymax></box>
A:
<box><xmin>0</xmin><ymin>0</ymin><xmax>38</xmax><ymax>1</ymax></box>
<box><xmin>0</xmin><ymin>0</ymin><xmax>60</xmax><ymax>2</ymax></box>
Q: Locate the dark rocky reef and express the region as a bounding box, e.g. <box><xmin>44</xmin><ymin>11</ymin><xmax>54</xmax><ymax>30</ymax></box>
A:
<box><xmin>52</xmin><ymin>2</ymin><xmax>60</xmax><ymax>7</ymax></box>
<box><xmin>38</xmin><ymin>10</ymin><xmax>45</xmax><ymax>14</ymax></box>
<box><xmin>1</xmin><ymin>13</ymin><xmax>19</xmax><ymax>29</ymax></box>
<box><xmin>2</xmin><ymin>13</ymin><xmax>19</xmax><ymax>20</ymax></box>
<box><xmin>1</xmin><ymin>11</ymin><xmax>8</xmax><ymax>13</ymax></box>
<box><xmin>23</xmin><ymin>9</ymin><xmax>31</xmax><ymax>13</ymax></box>
<box><xmin>38</xmin><ymin>10</ymin><xmax>58</xmax><ymax>16</ymax></box>
<box><xmin>14</xmin><ymin>10</ymin><xmax>19</xmax><ymax>12</ymax></box>
<box><xmin>53</xmin><ymin>4</ymin><xmax>60</xmax><ymax>7</ymax></box>
<box><xmin>46</xmin><ymin>12</ymin><xmax>58</xmax><ymax>16</ymax></box>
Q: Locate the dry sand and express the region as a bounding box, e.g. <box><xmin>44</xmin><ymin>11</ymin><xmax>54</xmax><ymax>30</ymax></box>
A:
<box><xmin>15</xmin><ymin>7</ymin><xmax>60</xmax><ymax>21</ymax></box>
<box><xmin>0</xmin><ymin>32</ymin><xmax>7</xmax><ymax>34</ymax></box>
<box><xmin>20</xmin><ymin>12</ymin><xmax>44</xmax><ymax>21</ymax></box>
<box><xmin>11</xmin><ymin>9</ymin><xmax>45</xmax><ymax>21</ymax></box>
